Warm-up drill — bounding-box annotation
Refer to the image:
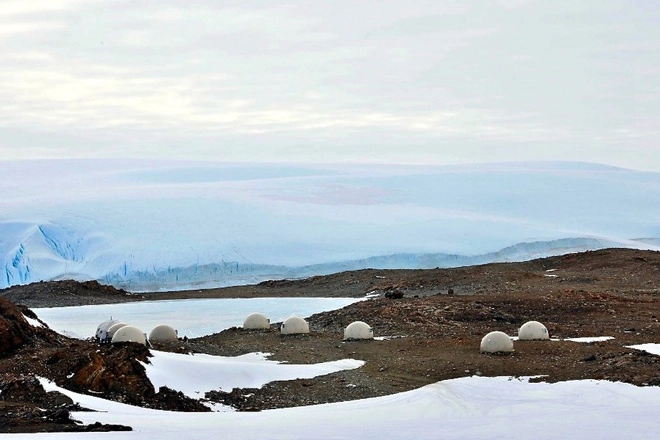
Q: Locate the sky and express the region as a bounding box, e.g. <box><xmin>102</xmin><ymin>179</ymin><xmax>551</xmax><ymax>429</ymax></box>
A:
<box><xmin>1</xmin><ymin>1</ymin><xmax>659</xmax><ymax>170</ymax></box>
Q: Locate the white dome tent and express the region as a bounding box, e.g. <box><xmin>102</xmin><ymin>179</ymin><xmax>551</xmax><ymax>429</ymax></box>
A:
<box><xmin>280</xmin><ymin>316</ymin><xmax>309</xmax><ymax>335</ymax></box>
<box><xmin>518</xmin><ymin>321</ymin><xmax>549</xmax><ymax>340</ymax></box>
<box><xmin>344</xmin><ymin>321</ymin><xmax>374</xmax><ymax>340</ymax></box>
<box><xmin>149</xmin><ymin>324</ymin><xmax>178</xmax><ymax>342</ymax></box>
<box><xmin>106</xmin><ymin>322</ymin><xmax>128</xmax><ymax>341</ymax></box>
<box><xmin>96</xmin><ymin>318</ymin><xmax>120</xmax><ymax>343</ymax></box>
<box><xmin>111</xmin><ymin>325</ymin><xmax>147</xmax><ymax>345</ymax></box>
<box><xmin>243</xmin><ymin>312</ymin><xmax>270</xmax><ymax>330</ymax></box>
<box><xmin>480</xmin><ymin>331</ymin><xmax>514</xmax><ymax>353</ymax></box>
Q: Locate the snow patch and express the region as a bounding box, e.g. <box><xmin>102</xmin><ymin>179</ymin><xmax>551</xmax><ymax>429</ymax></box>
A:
<box><xmin>23</xmin><ymin>314</ymin><xmax>43</xmax><ymax>327</ymax></box>
<box><xmin>563</xmin><ymin>336</ymin><xmax>615</xmax><ymax>343</ymax></box>
<box><xmin>142</xmin><ymin>350</ymin><xmax>364</xmax><ymax>405</ymax></box>
<box><xmin>627</xmin><ymin>343</ymin><xmax>660</xmax><ymax>356</ymax></box>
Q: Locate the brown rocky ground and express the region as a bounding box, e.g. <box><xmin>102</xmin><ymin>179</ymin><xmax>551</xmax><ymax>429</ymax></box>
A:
<box><xmin>0</xmin><ymin>248</ymin><xmax>659</xmax><ymax>431</ymax></box>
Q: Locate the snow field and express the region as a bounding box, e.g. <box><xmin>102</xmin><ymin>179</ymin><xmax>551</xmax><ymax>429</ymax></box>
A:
<box><xmin>30</xmin><ymin>374</ymin><xmax>660</xmax><ymax>440</ymax></box>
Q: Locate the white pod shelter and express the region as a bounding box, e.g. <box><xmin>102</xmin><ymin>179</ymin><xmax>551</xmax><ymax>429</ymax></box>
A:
<box><xmin>344</xmin><ymin>321</ymin><xmax>374</xmax><ymax>340</ymax></box>
<box><xmin>96</xmin><ymin>319</ymin><xmax>120</xmax><ymax>342</ymax></box>
<box><xmin>518</xmin><ymin>321</ymin><xmax>549</xmax><ymax>340</ymax></box>
<box><xmin>243</xmin><ymin>312</ymin><xmax>270</xmax><ymax>330</ymax></box>
<box><xmin>480</xmin><ymin>331</ymin><xmax>514</xmax><ymax>353</ymax></box>
<box><xmin>149</xmin><ymin>324</ymin><xmax>178</xmax><ymax>342</ymax></box>
<box><xmin>280</xmin><ymin>316</ymin><xmax>309</xmax><ymax>335</ymax></box>
<box><xmin>111</xmin><ymin>325</ymin><xmax>147</xmax><ymax>345</ymax></box>
<box><xmin>106</xmin><ymin>322</ymin><xmax>128</xmax><ymax>340</ymax></box>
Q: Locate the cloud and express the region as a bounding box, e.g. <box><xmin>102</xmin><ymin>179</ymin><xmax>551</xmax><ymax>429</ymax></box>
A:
<box><xmin>0</xmin><ymin>1</ymin><xmax>659</xmax><ymax>171</ymax></box>
<box><xmin>0</xmin><ymin>0</ymin><xmax>85</xmax><ymax>17</ymax></box>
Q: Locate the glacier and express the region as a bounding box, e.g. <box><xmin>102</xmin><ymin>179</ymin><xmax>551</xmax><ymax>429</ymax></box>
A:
<box><xmin>1</xmin><ymin>159</ymin><xmax>659</xmax><ymax>291</ymax></box>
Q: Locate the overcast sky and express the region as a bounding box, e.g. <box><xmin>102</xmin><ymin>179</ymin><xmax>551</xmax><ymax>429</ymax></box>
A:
<box><xmin>1</xmin><ymin>1</ymin><xmax>659</xmax><ymax>170</ymax></box>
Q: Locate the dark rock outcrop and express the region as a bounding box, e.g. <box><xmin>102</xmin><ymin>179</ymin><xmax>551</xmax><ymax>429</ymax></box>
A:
<box><xmin>0</xmin><ymin>298</ymin><xmax>30</xmax><ymax>354</ymax></box>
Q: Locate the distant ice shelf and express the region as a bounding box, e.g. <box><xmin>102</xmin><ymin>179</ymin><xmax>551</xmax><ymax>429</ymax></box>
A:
<box><xmin>97</xmin><ymin>237</ymin><xmax>660</xmax><ymax>292</ymax></box>
<box><xmin>2</xmin><ymin>160</ymin><xmax>659</xmax><ymax>291</ymax></box>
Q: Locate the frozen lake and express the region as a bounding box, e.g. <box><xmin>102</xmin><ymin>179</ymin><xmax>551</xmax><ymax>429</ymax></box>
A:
<box><xmin>34</xmin><ymin>297</ymin><xmax>360</xmax><ymax>339</ymax></box>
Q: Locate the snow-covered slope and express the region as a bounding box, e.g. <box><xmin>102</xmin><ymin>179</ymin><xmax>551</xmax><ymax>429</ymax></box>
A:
<box><xmin>39</xmin><ymin>375</ymin><xmax>660</xmax><ymax>440</ymax></box>
<box><xmin>2</xmin><ymin>160</ymin><xmax>659</xmax><ymax>290</ymax></box>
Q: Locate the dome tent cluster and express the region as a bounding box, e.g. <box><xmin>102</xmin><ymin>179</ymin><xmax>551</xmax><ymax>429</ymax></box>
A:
<box><xmin>96</xmin><ymin>315</ymin><xmax>547</xmax><ymax>353</ymax></box>
<box><xmin>480</xmin><ymin>320</ymin><xmax>550</xmax><ymax>353</ymax></box>
<box><xmin>96</xmin><ymin>319</ymin><xmax>141</xmax><ymax>344</ymax></box>
<box><xmin>96</xmin><ymin>312</ymin><xmax>375</xmax><ymax>346</ymax></box>
<box><xmin>95</xmin><ymin>319</ymin><xmax>123</xmax><ymax>343</ymax></box>
<box><xmin>95</xmin><ymin>319</ymin><xmax>178</xmax><ymax>346</ymax></box>
<box><xmin>241</xmin><ymin>312</ymin><xmax>374</xmax><ymax>340</ymax></box>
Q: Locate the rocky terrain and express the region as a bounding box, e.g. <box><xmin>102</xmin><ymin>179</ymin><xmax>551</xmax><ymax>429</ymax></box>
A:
<box><xmin>1</xmin><ymin>248</ymin><xmax>659</xmax><ymax>432</ymax></box>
